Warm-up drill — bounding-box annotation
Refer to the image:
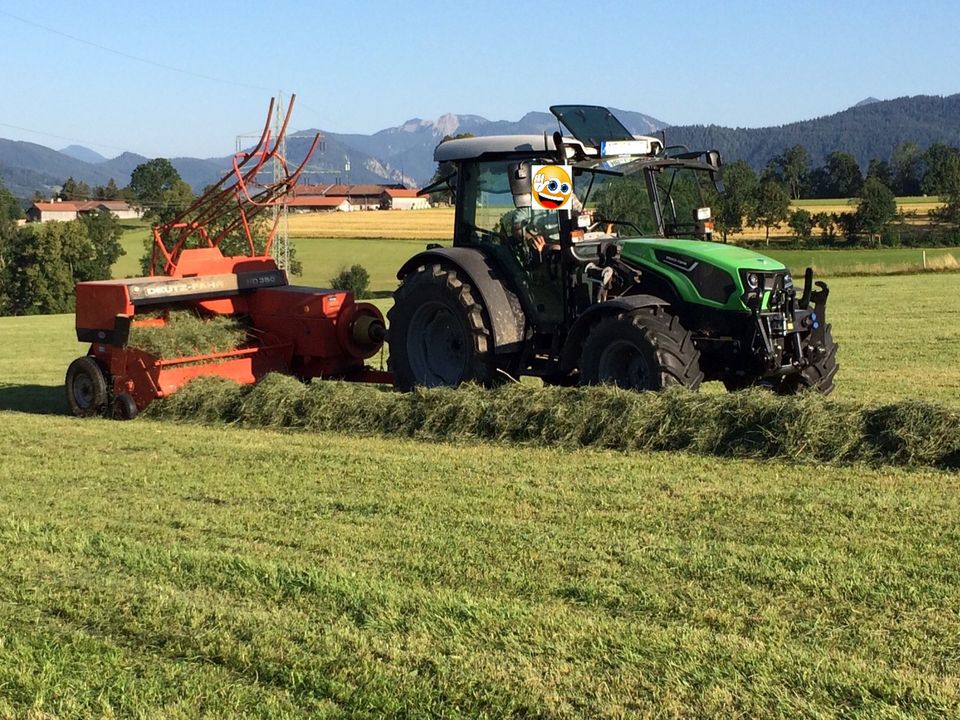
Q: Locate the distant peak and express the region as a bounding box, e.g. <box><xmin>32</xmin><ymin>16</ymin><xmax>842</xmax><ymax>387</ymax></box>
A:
<box><xmin>854</xmin><ymin>96</ymin><xmax>881</xmax><ymax>108</ymax></box>
<box><xmin>399</xmin><ymin>118</ymin><xmax>431</xmax><ymax>133</ymax></box>
<box><xmin>434</xmin><ymin>113</ymin><xmax>460</xmax><ymax>136</ymax></box>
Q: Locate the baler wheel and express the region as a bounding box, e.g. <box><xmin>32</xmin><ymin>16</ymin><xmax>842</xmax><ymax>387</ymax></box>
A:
<box><xmin>112</xmin><ymin>393</ymin><xmax>139</xmax><ymax>421</ymax></box>
<box><xmin>65</xmin><ymin>356</ymin><xmax>108</xmax><ymax>417</ymax></box>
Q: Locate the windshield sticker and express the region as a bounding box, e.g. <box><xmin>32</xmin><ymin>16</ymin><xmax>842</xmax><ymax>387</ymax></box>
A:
<box><xmin>531</xmin><ymin>165</ymin><xmax>573</xmax><ymax>210</ymax></box>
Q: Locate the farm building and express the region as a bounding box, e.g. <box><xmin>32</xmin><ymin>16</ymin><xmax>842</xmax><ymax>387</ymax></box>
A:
<box><xmin>27</xmin><ymin>201</ymin><xmax>81</xmax><ymax>223</ymax></box>
<box><xmin>26</xmin><ymin>199</ymin><xmax>143</xmax><ymax>223</ymax></box>
<box><xmin>291</xmin><ymin>182</ymin><xmax>406</xmax><ymax>211</ymax></box>
<box><xmin>286</xmin><ymin>196</ymin><xmax>352</xmax><ymax>213</ymax></box>
<box><xmin>380</xmin><ymin>188</ymin><xmax>429</xmax><ymax>210</ymax></box>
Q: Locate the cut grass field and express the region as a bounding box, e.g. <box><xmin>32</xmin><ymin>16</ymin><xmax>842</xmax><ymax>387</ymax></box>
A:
<box><xmin>2</xmin><ymin>415</ymin><xmax>958</xmax><ymax>718</ymax></box>
<box><xmin>2</xmin><ymin>271</ymin><xmax>960</xmax><ymax>716</ymax></box>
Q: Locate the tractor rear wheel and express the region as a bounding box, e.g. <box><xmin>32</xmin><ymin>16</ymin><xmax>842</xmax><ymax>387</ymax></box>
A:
<box><xmin>388</xmin><ymin>264</ymin><xmax>494</xmax><ymax>390</ymax></box>
<box><xmin>66</xmin><ymin>356</ymin><xmax>109</xmax><ymax>417</ymax></box>
<box><xmin>777</xmin><ymin>325</ymin><xmax>839</xmax><ymax>395</ymax></box>
<box><xmin>579</xmin><ymin>307</ymin><xmax>703</xmax><ymax>390</ymax></box>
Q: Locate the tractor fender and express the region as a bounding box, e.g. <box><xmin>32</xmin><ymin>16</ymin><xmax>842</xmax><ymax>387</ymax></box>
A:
<box><xmin>396</xmin><ymin>247</ymin><xmax>525</xmax><ymax>355</ymax></box>
<box><xmin>560</xmin><ymin>294</ymin><xmax>669</xmax><ymax>372</ymax></box>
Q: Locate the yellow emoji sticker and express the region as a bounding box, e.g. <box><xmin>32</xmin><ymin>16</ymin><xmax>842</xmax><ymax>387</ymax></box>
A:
<box><xmin>531</xmin><ymin>165</ymin><xmax>573</xmax><ymax>210</ymax></box>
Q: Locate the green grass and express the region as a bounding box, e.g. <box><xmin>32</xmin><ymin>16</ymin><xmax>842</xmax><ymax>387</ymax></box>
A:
<box><xmin>1</xmin><ymin>412</ymin><xmax>959</xmax><ymax>718</ymax></box>
<box><xmin>766</xmin><ymin>246</ymin><xmax>960</xmax><ymax>276</ymax></box>
<box><xmin>291</xmin><ymin>237</ymin><xmax>434</xmax><ymax>294</ymax></box>
<box><xmin>5</xmin><ymin>243</ymin><xmax>955</xmax><ymax>717</ymax></box>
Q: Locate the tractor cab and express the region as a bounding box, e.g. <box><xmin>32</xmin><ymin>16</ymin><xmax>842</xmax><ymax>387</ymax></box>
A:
<box><xmin>429</xmin><ymin>112</ymin><xmax>724</xmax><ymax>328</ymax></box>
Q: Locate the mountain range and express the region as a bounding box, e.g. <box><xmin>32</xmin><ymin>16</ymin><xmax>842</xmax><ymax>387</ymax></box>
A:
<box><xmin>2</xmin><ymin>95</ymin><xmax>959</xmax><ymax>201</ymax></box>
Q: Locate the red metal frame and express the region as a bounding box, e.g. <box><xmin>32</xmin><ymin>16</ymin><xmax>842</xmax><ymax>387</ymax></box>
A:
<box><xmin>150</xmin><ymin>95</ymin><xmax>321</xmax><ymax>276</ymax></box>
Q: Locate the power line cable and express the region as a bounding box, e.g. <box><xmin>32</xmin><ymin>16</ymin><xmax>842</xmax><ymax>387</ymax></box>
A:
<box><xmin>0</xmin><ymin>120</ymin><xmax>130</xmax><ymax>154</ymax></box>
<box><xmin>0</xmin><ymin>9</ymin><xmax>274</xmax><ymax>93</ymax></box>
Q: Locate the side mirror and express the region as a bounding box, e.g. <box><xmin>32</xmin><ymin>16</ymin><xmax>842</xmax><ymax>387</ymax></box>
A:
<box><xmin>509</xmin><ymin>162</ymin><xmax>532</xmax><ymax>208</ymax></box>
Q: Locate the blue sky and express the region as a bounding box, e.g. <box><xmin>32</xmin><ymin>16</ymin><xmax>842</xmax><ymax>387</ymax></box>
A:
<box><xmin>1</xmin><ymin>0</ymin><xmax>958</xmax><ymax>159</ymax></box>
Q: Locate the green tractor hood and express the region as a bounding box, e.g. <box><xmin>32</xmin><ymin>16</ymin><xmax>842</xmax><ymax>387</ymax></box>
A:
<box><xmin>619</xmin><ymin>238</ymin><xmax>789</xmax><ymax>312</ymax></box>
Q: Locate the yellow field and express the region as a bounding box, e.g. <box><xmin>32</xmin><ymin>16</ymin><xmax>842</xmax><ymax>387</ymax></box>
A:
<box><xmin>730</xmin><ymin>197</ymin><xmax>944</xmax><ymax>241</ymax></box>
<box><xmin>285</xmin><ymin>198</ymin><xmax>944</xmax><ymax>243</ymax></box>
<box><xmin>287</xmin><ymin>207</ymin><xmax>454</xmax><ymax>240</ymax></box>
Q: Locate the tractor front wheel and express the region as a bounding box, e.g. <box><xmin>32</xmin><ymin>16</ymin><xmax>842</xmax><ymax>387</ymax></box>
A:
<box><xmin>388</xmin><ymin>264</ymin><xmax>494</xmax><ymax>390</ymax></box>
<box><xmin>65</xmin><ymin>356</ymin><xmax>109</xmax><ymax>417</ymax></box>
<box><xmin>579</xmin><ymin>307</ymin><xmax>703</xmax><ymax>391</ymax></box>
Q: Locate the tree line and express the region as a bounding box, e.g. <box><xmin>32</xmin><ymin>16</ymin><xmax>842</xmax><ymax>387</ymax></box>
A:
<box><xmin>713</xmin><ymin>142</ymin><xmax>960</xmax><ymax>245</ymax></box>
<box><xmin>0</xmin><ymin>157</ymin><xmax>305</xmax><ymax>316</ymax></box>
<box><xmin>0</xmin><ymin>158</ymin><xmax>196</xmax><ymax>315</ymax></box>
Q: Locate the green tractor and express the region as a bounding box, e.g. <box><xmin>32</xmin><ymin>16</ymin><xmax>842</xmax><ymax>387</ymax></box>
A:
<box><xmin>387</xmin><ymin>105</ymin><xmax>837</xmax><ymax>393</ymax></box>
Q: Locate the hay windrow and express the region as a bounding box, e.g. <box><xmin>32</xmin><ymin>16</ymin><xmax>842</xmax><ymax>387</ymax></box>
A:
<box><xmin>128</xmin><ymin>310</ymin><xmax>248</xmax><ymax>358</ymax></box>
<box><xmin>144</xmin><ymin>377</ymin><xmax>960</xmax><ymax>470</ymax></box>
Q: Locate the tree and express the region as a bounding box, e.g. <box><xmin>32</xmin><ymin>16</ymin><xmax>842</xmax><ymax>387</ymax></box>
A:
<box><xmin>0</xmin><ymin>178</ymin><xmax>22</xmax><ymax>222</ymax></box>
<box><xmin>79</xmin><ymin>210</ymin><xmax>125</xmax><ymax>280</ymax></box>
<box><xmin>812</xmin><ymin>212</ymin><xmax>837</xmax><ymax>243</ymax></box>
<box><xmin>788</xmin><ymin>209</ymin><xmax>814</xmax><ymax>243</ymax></box>
<box><xmin>329</xmin><ymin>264</ymin><xmax>371</xmax><ymax>299</ymax></box>
<box><xmin>93</xmin><ymin>179</ymin><xmax>121</xmax><ymax>200</ymax></box>
<box><xmin>931</xmin><ymin>153</ymin><xmax>960</xmax><ymax>225</ymax></box>
<box><xmin>59</xmin><ymin>177</ymin><xmax>91</xmax><ymax>201</ymax></box>
<box><xmin>713</xmin><ymin>160</ymin><xmax>757</xmax><ymax>242</ymax></box>
<box><xmin>0</xmin><ymin>214</ymin><xmax>124</xmax><ymax>316</ymax></box>
<box><xmin>822</xmin><ymin>151</ymin><xmax>863</xmax><ymax>198</ymax></box>
<box><xmin>855</xmin><ymin>177</ymin><xmax>897</xmax><ymax>243</ymax></box>
<box><xmin>921</xmin><ymin>143</ymin><xmax>960</xmax><ymax>196</ymax></box>
<box><xmin>749</xmin><ymin>177</ymin><xmax>790</xmax><ymax>243</ymax></box>
<box><xmin>891</xmin><ymin>142</ymin><xmax>922</xmax><ymax>196</ymax></box>
<box><xmin>2</xmin><ymin>221</ymin><xmax>87</xmax><ymax>314</ymax></box>
<box><xmin>129</xmin><ymin>158</ymin><xmax>195</xmax><ymax>223</ymax></box>
<box><xmin>770</xmin><ymin>144</ymin><xmax>809</xmax><ymax>200</ymax></box>
<box><xmin>866</xmin><ymin>159</ymin><xmax>893</xmax><ymax>188</ymax></box>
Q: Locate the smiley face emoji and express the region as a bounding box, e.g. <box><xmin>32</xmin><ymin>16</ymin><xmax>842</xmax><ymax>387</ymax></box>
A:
<box><xmin>531</xmin><ymin>165</ymin><xmax>573</xmax><ymax>210</ymax></box>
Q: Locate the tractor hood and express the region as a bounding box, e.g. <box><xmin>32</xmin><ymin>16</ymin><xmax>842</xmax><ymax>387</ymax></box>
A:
<box><xmin>621</xmin><ymin>238</ymin><xmax>786</xmax><ymax>272</ymax></box>
<box><xmin>619</xmin><ymin>238</ymin><xmax>789</xmax><ymax>311</ymax></box>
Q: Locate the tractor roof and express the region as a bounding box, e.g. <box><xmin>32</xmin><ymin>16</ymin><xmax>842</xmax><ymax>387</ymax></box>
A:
<box><xmin>434</xmin><ymin>134</ymin><xmax>586</xmax><ymax>163</ymax></box>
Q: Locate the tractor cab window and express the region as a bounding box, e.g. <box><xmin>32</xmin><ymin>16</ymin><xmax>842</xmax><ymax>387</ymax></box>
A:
<box><xmin>652</xmin><ymin>166</ymin><xmax>718</xmax><ymax>238</ymax></box>
<box><xmin>576</xmin><ymin>169</ymin><xmax>658</xmax><ymax>237</ymax></box>
<box><xmin>457</xmin><ymin>158</ymin><xmax>560</xmax><ymax>261</ymax></box>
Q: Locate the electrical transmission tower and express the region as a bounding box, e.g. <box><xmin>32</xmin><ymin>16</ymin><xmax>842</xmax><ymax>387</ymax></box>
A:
<box><xmin>271</xmin><ymin>94</ymin><xmax>290</xmax><ymax>272</ymax></box>
<box><xmin>235</xmin><ymin>93</ymin><xmax>317</xmax><ymax>273</ymax></box>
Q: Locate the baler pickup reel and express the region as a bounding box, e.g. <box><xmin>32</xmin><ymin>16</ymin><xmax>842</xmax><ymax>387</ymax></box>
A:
<box><xmin>68</xmin><ymin>97</ymin><xmax>390</xmax><ymax>420</ymax></box>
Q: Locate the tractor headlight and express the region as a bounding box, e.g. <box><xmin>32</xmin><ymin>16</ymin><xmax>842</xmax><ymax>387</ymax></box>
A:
<box><xmin>745</xmin><ymin>272</ymin><xmax>760</xmax><ymax>289</ymax></box>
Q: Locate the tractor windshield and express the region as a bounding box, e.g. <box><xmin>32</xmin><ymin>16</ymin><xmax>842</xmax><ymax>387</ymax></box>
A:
<box><xmin>575</xmin><ymin>162</ymin><xmax>718</xmax><ymax>239</ymax></box>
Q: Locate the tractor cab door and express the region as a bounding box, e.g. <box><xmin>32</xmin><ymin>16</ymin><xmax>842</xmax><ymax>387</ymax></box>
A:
<box><xmin>455</xmin><ymin>158</ymin><xmax>565</xmax><ymax>327</ymax></box>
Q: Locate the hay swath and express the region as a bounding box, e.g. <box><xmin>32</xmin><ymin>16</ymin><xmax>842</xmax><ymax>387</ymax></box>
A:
<box><xmin>67</xmin><ymin>96</ymin><xmax>390</xmax><ymax>419</ymax></box>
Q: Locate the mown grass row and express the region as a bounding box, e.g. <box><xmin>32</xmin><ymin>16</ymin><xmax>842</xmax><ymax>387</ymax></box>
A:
<box><xmin>148</xmin><ymin>375</ymin><xmax>960</xmax><ymax>470</ymax></box>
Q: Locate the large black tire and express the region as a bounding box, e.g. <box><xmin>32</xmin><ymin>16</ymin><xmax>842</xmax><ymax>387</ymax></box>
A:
<box><xmin>579</xmin><ymin>307</ymin><xmax>703</xmax><ymax>390</ymax></box>
<box><xmin>777</xmin><ymin>325</ymin><xmax>839</xmax><ymax>395</ymax></box>
<box><xmin>65</xmin><ymin>356</ymin><xmax>109</xmax><ymax>417</ymax></box>
<box><xmin>387</xmin><ymin>264</ymin><xmax>495</xmax><ymax>390</ymax></box>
